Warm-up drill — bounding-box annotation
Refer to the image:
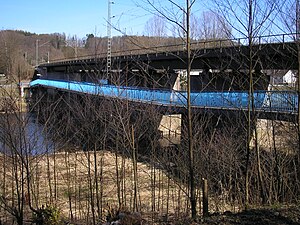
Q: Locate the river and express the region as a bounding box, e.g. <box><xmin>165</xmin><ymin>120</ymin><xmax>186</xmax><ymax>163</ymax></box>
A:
<box><xmin>0</xmin><ymin>112</ymin><xmax>55</xmax><ymax>156</ymax></box>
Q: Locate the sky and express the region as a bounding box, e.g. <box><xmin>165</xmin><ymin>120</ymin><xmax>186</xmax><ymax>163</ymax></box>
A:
<box><xmin>0</xmin><ymin>0</ymin><xmax>152</xmax><ymax>38</ymax></box>
<box><xmin>0</xmin><ymin>0</ymin><xmax>290</xmax><ymax>41</ymax></box>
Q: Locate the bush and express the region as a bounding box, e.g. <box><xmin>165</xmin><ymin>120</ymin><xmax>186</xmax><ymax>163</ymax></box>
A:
<box><xmin>105</xmin><ymin>205</ymin><xmax>142</xmax><ymax>225</ymax></box>
<box><xmin>32</xmin><ymin>205</ymin><xmax>60</xmax><ymax>225</ymax></box>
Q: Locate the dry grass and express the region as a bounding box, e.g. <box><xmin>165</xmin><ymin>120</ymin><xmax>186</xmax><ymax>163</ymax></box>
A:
<box><xmin>0</xmin><ymin>150</ymin><xmax>194</xmax><ymax>223</ymax></box>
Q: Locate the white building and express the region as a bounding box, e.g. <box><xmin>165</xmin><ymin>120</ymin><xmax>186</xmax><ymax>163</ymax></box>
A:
<box><xmin>269</xmin><ymin>70</ymin><xmax>297</xmax><ymax>87</ymax></box>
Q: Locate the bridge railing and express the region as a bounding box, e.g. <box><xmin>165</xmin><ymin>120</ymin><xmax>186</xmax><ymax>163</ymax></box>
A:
<box><xmin>30</xmin><ymin>79</ymin><xmax>299</xmax><ymax>114</ymax></box>
<box><xmin>111</xmin><ymin>33</ymin><xmax>298</xmax><ymax>57</ymax></box>
<box><xmin>42</xmin><ymin>33</ymin><xmax>298</xmax><ymax>65</ymax></box>
<box><xmin>262</xmin><ymin>91</ymin><xmax>299</xmax><ymax>112</ymax></box>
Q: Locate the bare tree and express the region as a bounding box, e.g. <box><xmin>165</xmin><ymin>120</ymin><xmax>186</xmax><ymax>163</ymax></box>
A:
<box><xmin>212</xmin><ymin>0</ymin><xmax>300</xmax><ymax>208</ymax></box>
<box><xmin>277</xmin><ymin>0</ymin><xmax>300</xmax><ymax>184</ymax></box>
<box><xmin>197</xmin><ymin>11</ymin><xmax>231</xmax><ymax>40</ymax></box>
<box><xmin>144</xmin><ymin>15</ymin><xmax>168</xmax><ymax>37</ymax></box>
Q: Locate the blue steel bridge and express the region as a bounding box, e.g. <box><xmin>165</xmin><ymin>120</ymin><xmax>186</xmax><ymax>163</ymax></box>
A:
<box><xmin>30</xmin><ymin>79</ymin><xmax>298</xmax><ymax>122</ymax></box>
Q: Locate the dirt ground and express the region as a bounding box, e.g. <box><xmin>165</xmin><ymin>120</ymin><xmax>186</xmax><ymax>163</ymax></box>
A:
<box><xmin>108</xmin><ymin>205</ymin><xmax>300</xmax><ymax>224</ymax></box>
<box><xmin>177</xmin><ymin>206</ymin><xmax>300</xmax><ymax>225</ymax></box>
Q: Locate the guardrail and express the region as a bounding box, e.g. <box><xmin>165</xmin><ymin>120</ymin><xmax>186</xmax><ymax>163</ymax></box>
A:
<box><xmin>30</xmin><ymin>79</ymin><xmax>298</xmax><ymax>113</ymax></box>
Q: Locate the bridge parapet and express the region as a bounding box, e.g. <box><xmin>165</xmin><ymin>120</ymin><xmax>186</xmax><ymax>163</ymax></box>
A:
<box><xmin>30</xmin><ymin>79</ymin><xmax>298</xmax><ymax>118</ymax></box>
<box><xmin>40</xmin><ymin>33</ymin><xmax>299</xmax><ymax>69</ymax></box>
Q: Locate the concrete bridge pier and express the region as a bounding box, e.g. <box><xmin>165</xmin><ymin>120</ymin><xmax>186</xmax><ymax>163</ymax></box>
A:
<box><xmin>178</xmin><ymin>110</ymin><xmax>251</xmax><ymax>157</ymax></box>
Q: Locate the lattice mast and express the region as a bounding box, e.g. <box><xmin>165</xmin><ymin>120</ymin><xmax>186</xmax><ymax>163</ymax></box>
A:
<box><xmin>107</xmin><ymin>0</ymin><xmax>113</xmax><ymax>78</ymax></box>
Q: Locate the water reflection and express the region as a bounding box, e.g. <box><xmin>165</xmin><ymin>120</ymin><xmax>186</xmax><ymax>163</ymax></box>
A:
<box><xmin>0</xmin><ymin>113</ymin><xmax>54</xmax><ymax>156</ymax></box>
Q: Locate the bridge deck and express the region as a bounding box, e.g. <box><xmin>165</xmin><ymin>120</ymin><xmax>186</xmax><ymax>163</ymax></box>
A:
<box><xmin>41</xmin><ymin>41</ymin><xmax>299</xmax><ymax>71</ymax></box>
<box><xmin>30</xmin><ymin>79</ymin><xmax>298</xmax><ymax>119</ymax></box>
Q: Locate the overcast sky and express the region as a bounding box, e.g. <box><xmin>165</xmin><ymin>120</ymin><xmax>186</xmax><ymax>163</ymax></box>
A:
<box><xmin>0</xmin><ymin>0</ymin><xmax>152</xmax><ymax>38</ymax></box>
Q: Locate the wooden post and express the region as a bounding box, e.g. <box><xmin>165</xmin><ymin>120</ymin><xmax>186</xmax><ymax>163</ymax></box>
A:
<box><xmin>202</xmin><ymin>178</ymin><xmax>208</xmax><ymax>217</ymax></box>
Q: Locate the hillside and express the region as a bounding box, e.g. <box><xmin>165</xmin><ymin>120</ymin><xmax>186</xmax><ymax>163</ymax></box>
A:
<box><xmin>0</xmin><ymin>29</ymin><xmax>185</xmax><ymax>81</ymax></box>
<box><xmin>0</xmin><ymin>29</ymin><xmax>232</xmax><ymax>81</ymax></box>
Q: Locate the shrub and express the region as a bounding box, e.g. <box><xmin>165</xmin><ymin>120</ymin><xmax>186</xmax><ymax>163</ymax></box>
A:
<box><xmin>32</xmin><ymin>205</ymin><xmax>60</xmax><ymax>225</ymax></box>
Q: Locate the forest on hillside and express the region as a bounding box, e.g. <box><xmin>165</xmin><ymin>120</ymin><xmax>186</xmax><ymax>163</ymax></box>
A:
<box><xmin>0</xmin><ymin>8</ymin><xmax>232</xmax><ymax>82</ymax></box>
<box><xmin>0</xmin><ymin>29</ymin><xmax>193</xmax><ymax>81</ymax></box>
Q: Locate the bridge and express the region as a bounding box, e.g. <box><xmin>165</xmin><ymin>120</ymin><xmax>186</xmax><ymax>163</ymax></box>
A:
<box><xmin>33</xmin><ymin>34</ymin><xmax>299</xmax><ymax>96</ymax></box>
<box><xmin>43</xmin><ymin>34</ymin><xmax>298</xmax><ymax>71</ymax></box>
<box><xmin>31</xmin><ymin>35</ymin><xmax>299</xmax><ymax>124</ymax></box>
<box><xmin>30</xmin><ymin>79</ymin><xmax>298</xmax><ymax>122</ymax></box>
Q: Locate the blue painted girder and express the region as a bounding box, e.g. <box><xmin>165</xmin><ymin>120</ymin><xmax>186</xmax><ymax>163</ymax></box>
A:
<box><xmin>30</xmin><ymin>79</ymin><xmax>298</xmax><ymax>113</ymax></box>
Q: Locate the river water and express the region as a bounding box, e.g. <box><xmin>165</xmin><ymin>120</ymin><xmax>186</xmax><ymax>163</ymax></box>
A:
<box><xmin>0</xmin><ymin>113</ymin><xmax>55</xmax><ymax>156</ymax></box>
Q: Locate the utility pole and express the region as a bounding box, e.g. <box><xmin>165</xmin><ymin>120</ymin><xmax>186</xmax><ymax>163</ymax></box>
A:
<box><xmin>107</xmin><ymin>0</ymin><xmax>114</xmax><ymax>78</ymax></box>
<box><xmin>36</xmin><ymin>40</ymin><xmax>51</xmax><ymax>65</ymax></box>
<box><xmin>36</xmin><ymin>39</ymin><xmax>39</xmax><ymax>66</ymax></box>
<box><xmin>4</xmin><ymin>41</ymin><xmax>9</xmax><ymax>75</ymax></box>
<box><xmin>95</xmin><ymin>26</ymin><xmax>97</xmax><ymax>58</ymax></box>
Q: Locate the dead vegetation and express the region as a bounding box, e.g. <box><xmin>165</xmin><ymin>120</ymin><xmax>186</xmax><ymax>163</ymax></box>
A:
<box><xmin>0</xmin><ymin>149</ymin><xmax>197</xmax><ymax>224</ymax></box>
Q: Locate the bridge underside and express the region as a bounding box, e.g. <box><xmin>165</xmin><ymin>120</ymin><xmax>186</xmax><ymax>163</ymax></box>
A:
<box><xmin>30</xmin><ymin>87</ymin><xmax>254</xmax><ymax>152</ymax></box>
<box><xmin>35</xmin><ymin>42</ymin><xmax>298</xmax><ymax>92</ymax></box>
<box><xmin>30</xmin><ymin>85</ymin><xmax>297</xmax><ymax>152</ymax></box>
